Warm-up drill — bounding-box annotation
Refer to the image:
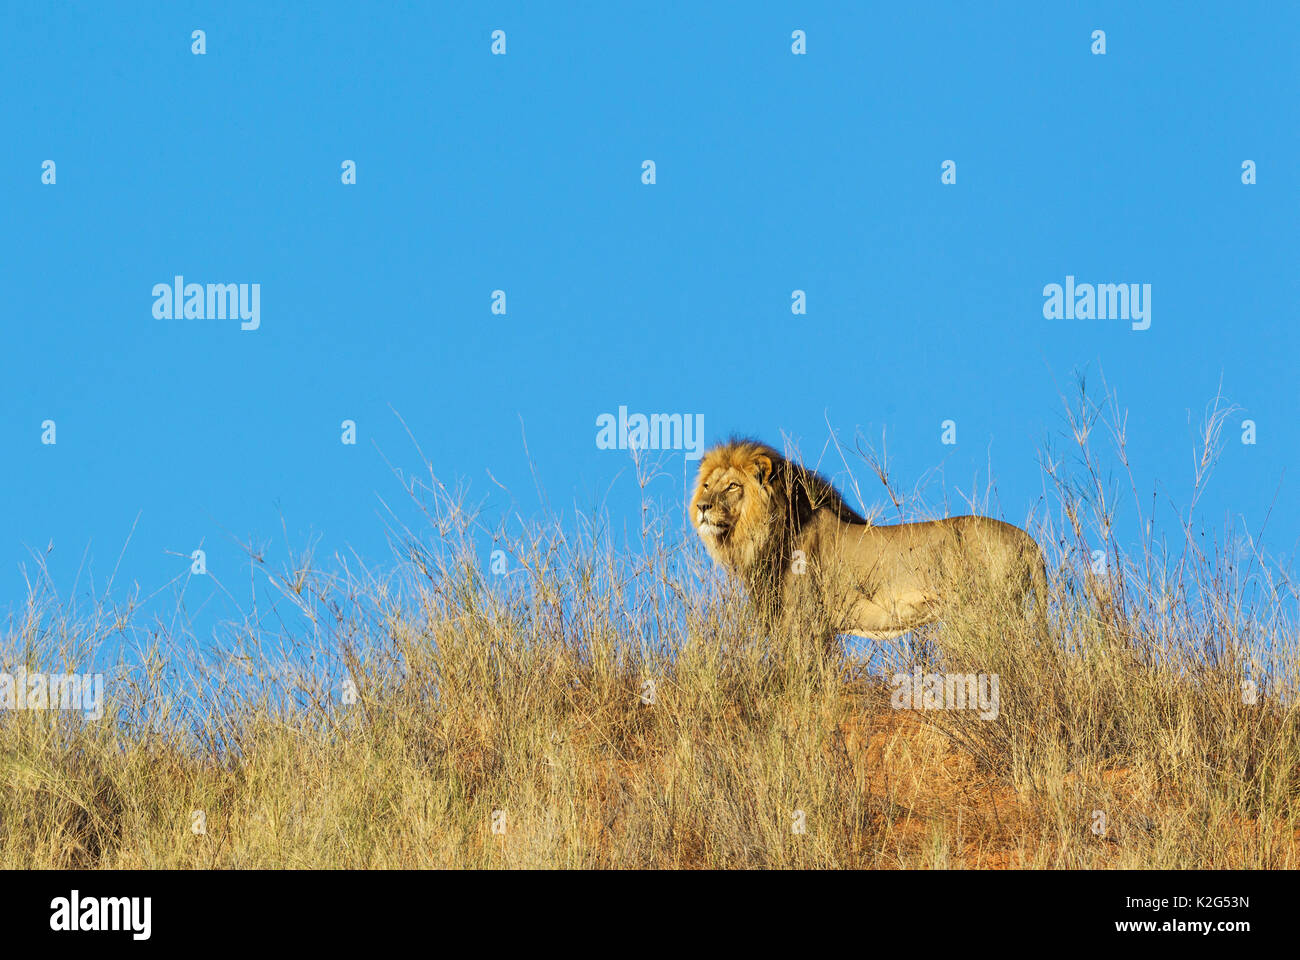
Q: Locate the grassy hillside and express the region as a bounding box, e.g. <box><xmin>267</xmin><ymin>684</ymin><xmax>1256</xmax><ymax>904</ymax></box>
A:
<box><xmin>2</xmin><ymin>396</ymin><xmax>1297</xmax><ymax>868</ymax></box>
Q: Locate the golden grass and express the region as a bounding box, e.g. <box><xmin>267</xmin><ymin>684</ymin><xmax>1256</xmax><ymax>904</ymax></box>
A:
<box><xmin>2</xmin><ymin>386</ymin><xmax>1297</xmax><ymax>868</ymax></box>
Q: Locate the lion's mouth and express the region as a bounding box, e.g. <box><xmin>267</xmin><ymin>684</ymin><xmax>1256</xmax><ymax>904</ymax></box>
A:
<box><xmin>697</xmin><ymin>519</ymin><xmax>730</xmax><ymax>537</ymax></box>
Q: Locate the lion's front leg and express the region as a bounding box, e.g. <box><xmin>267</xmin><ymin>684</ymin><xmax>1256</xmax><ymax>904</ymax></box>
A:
<box><xmin>841</xmin><ymin>589</ymin><xmax>940</xmax><ymax>641</ymax></box>
<box><xmin>774</xmin><ymin>570</ymin><xmax>839</xmax><ymax>654</ymax></box>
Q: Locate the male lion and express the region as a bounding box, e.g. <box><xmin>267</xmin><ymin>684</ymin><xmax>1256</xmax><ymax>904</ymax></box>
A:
<box><xmin>691</xmin><ymin>439</ymin><xmax>1049</xmax><ymax>642</ymax></box>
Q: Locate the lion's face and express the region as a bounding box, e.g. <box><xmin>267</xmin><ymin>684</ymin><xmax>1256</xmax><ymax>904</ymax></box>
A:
<box><xmin>690</xmin><ymin>445</ymin><xmax>775</xmax><ymax>563</ymax></box>
<box><xmin>691</xmin><ymin>465</ymin><xmax>751</xmax><ymax>540</ymax></box>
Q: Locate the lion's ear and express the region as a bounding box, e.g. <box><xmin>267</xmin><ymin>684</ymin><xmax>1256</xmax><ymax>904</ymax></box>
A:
<box><xmin>752</xmin><ymin>454</ymin><xmax>773</xmax><ymax>486</ymax></box>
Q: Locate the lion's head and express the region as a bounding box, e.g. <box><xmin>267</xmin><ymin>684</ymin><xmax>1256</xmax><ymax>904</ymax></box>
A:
<box><xmin>690</xmin><ymin>440</ymin><xmax>778</xmax><ymax>568</ymax></box>
<box><xmin>690</xmin><ymin>439</ymin><xmax>866</xmax><ymax>574</ymax></box>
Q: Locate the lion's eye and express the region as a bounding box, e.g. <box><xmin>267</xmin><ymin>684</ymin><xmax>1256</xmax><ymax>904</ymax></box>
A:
<box><xmin>702</xmin><ymin>482</ymin><xmax>709</xmax><ymax>490</ymax></box>
<box><xmin>727</xmin><ymin>482</ymin><xmax>740</xmax><ymax>492</ymax></box>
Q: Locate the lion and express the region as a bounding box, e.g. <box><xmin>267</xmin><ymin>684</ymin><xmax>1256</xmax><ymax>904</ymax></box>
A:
<box><xmin>690</xmin><ymin>439</ymin><xmax>1049</xmax><ymax>642</ymax></box>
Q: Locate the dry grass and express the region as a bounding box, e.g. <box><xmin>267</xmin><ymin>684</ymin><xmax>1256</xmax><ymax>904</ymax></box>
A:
<box><xmin>2</xmin><ymin>385</ymin><xmax>1297</xmax><ymax>868</ymax></box>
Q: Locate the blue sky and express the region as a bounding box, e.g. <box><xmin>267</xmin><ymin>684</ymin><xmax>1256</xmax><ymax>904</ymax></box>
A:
<box><xmin>2</xmin><ymin>2</ymin><xmax>1296</xmax><ymax>642</ymax></box>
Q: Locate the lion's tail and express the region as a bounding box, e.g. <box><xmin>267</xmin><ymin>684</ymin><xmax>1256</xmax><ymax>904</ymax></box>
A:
<box><xmin>1030</xmin><ymin>549</ymin><xmax>1051</xmax><ymax>639</ymax></box>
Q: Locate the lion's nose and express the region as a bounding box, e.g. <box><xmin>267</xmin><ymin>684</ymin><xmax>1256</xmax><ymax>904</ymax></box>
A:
<box><xmin>698</xmin><ymin>501</ymin><xmax>711</xmax><ymax>516</ymax></box>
